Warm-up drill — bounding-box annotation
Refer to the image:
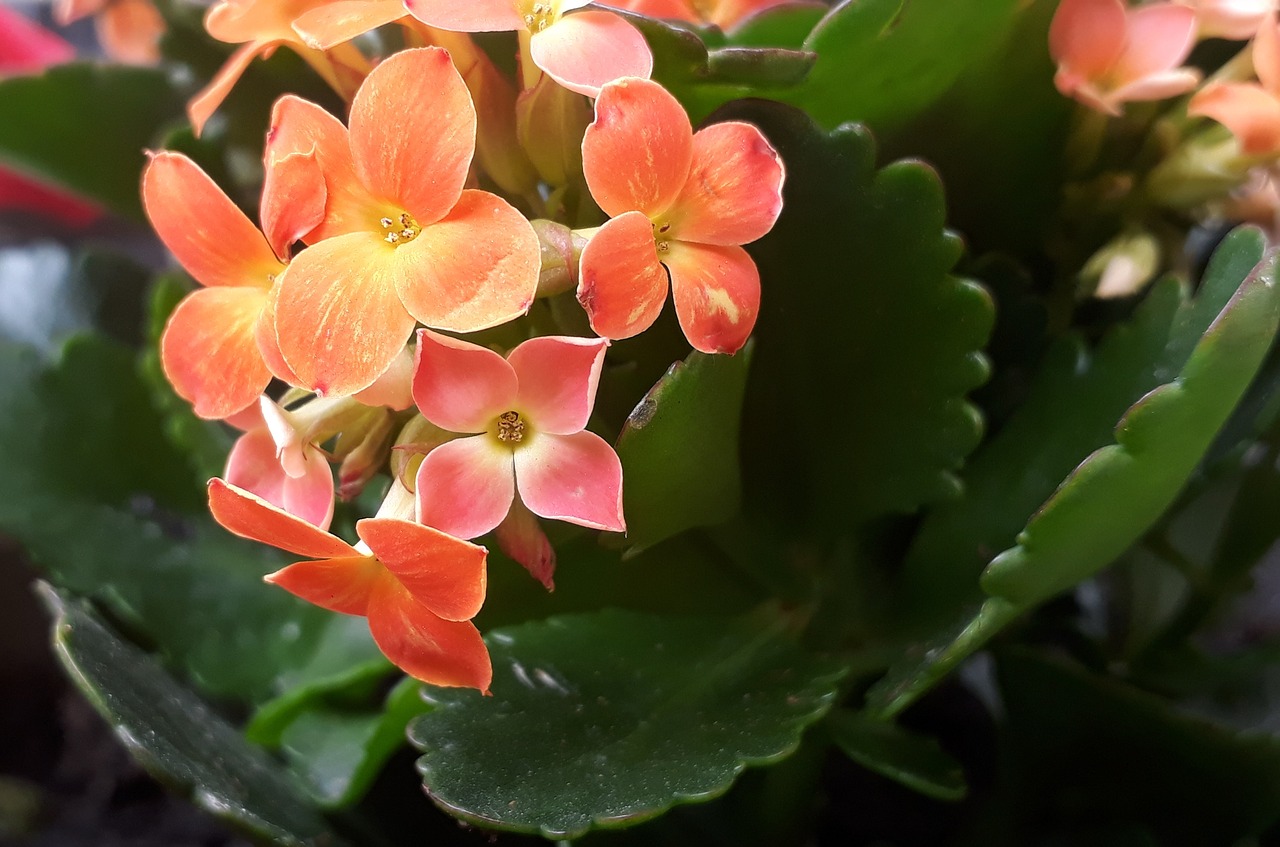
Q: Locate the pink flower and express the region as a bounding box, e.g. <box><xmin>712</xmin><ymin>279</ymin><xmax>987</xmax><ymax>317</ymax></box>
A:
<box><xmin>1179</xmin><ymin>0</ymin><xmax>1273</xmax><ymax>40</ymax></box>
<box><xmin>1190</xmin><ymin>12</ymin><xmax>1280</xmax><ymax>154</ymax></box>
<box><xmin>577</xmin><ymin>77</ymin><xmax>783</xmax><ymax>354</ymax></box>
<box><xmin>1049</xmin><ymin>0</ymin><xmax>1201</xmax><ymax>115</ymax></box>
<box><xmin>411</xmin><ymin>330</ymin><xmax>625</xmax><ymax>541</ymax></box>
<box><xmin>224</xmin><ymin>396</ymin><xmax>335</xmax><ymax>530</ymax></box>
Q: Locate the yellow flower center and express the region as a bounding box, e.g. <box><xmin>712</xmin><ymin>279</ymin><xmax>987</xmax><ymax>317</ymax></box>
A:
<box><xmin>496</xmin><ymin>410</ymin><xmax>526</xmax><ymax>443</ymax></box>
<box><xmin>522</xmin><ymin>1</ymin><xmax>557</xmax><ymax>32</ymax></box>
<box><xmin>380</xmin><ymin>212</ymin><xmax>421</xmax><ymax>245</ymax></box>
<box><xmin>653</xmin><ymin>220</ymin><xmax>673</xmax><ymax>254</ymax></box>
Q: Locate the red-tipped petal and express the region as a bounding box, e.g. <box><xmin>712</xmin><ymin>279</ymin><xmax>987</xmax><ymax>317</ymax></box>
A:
<box><xmin>1113</xmin><ymin>3</ymin><xmax>1197</xmax><ymax>84</ymax></box>
<box><xmin>495</xmin><ymin>496</ymin><xmax>556</xmax><ymax>590</ymax></box>
<box><xmin>515</xmin><ymin>430</ymin><xmax>625</xmax><ymax>532</ymax></box>
<box><xmin>366</xmin><ymin>576</ymin><xmax>492</xmax><ymax>689</ymax></box>
<box><xmin>349</xmin><ymin>48</ymin><xmax>475</xmax><ymax>226</ymax></box>
<box><xmin>160</xmin><ymin>286</ymin><xmax>271</xmax><ymax>420</ymax></box>
<box><xmin>1190</xmin><ymin>82</ymin><xmax>1280</xmax><ymax>155</ymax></box>
<box><xmin>1048</xmin><ymin>0</ymin><xmax>1126</xmax><ymax>80</ymax></box>
<box><xmin>261</xmin><ymin>148</ymin><xmax>326</xmax><ymax>260</ymax></box>
<box><xmin>188</xmin><ymin>42</ymin><xmax>269</xmax><ymax>137</ymax></box>
<box><xmin>416</xmin><ymin>435</ymin><xmax>516</xmax><ymax>540</ymax></box>
<box><xmin>292</xmin><ymin>0</ymin><xmax>406</xmax><ymax>49</ymax></box>
<box><xmin>668</xmin><ymin>121</ymin><xmax>784</xmax><ymax>246</ymax></box>
<box><xmin>207</xmin><ymin>478</ymin><xmax>358</xmax><ymax>558</ymax></box>
<box><xmin>576</xmin><ymin>211</ymin><xmax>669</xmax><ymax>341</ymax></box>
<box><xmin>143</xmin><ymin>152</ymin><xmax>280</xmax><ymax>289</ymax></box>
<box><xmin>273</xmin><ymin>232</ymin><xmax>417</xmax><ymax>397</ymax></box>
<box><xmin>264</xmin><ymin>555</ymin><xmax>383</xmax><ymax>615</ymax></box>
<box><xmin>402</xmin><ymin>0</ymin><xmax>525</xmax><ymax>31</ymax></box>
<box><xmin>665</xmin><ymin>241</ymin><xmax>759</xmax><ymax>355</ymax></box>
<box><xmin>583</xmin><ymin>77</ymin><xmax>692</xmax><ymax>218</ymax></box>
<box><xmin>509</xmin><ymin>335</ymin><xmax>608</xmax><ymax>435</ymax></box>
<box><xmin>530</xmin><ymin>10</ymin><xmax>653</xmax><ymax>98</ymax></box>
<box><xmin>357</xmin><ymin>518</ymin><xmax>487</xmax><ymax>621</ymax></box>
<box><xmin>413</xmin><ymin>330</ymin><xmax>517</xmax><ymax>433</ymax></box>
<box><xmin>393</xmin><ymin>190</ymin><xmax>539</xmax><ymax>332</ymax></box>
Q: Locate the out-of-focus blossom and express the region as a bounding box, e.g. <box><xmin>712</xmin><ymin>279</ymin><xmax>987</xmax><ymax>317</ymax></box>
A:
<box><xmin>1190</xmin><ymin>12</ymin><xmax>1280</xmax><ymax>155</ymax></box>
<box><xmin>1178</xmin><ymin>0</ymin><xmax>1273</xmax><ymax>40</ymax></box>
<box><xmin>55</xmin><ymin>0</ymin><xmax>164</xmax><ymax>65</ymax></box>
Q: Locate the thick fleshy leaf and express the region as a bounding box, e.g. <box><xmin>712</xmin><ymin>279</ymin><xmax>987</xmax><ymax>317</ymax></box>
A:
<box><xmin>827</xmin><ymin>709</ymin><xmax>967</xmax><ymax>801</ymax></box>
<box><xmin>208</xmin><ymin>478</ymin><xmax>359</xmax><ymax>560</ymax></box>
<box><xmin>1189</xmin><ymin>83</ymin><xmax>1280</xmax><ymax>156</ymax></box>
<box><xmin>366</xmin><ymin>576</ymin><xmax>492</xmax><ymax>689</ymax></box>
<box><xmin>1048</xmin><ymin>0</ymin><xmax>1126</xmax><ymax>81</ymax></box>
<box><xmin>348</xmin><ymin>47</ymin><xmax>475</xmax><ymax>226</ymax></box>
<box><xmin>408</xmin><ymin>610</ymin><xmax>848</xmax><ymax>839</ymax></box>
<box><xmin>531</xmin><ymin>10</ymin><xmax>654</xmax><ymax>98</ymax></box>
<box><xmin>515</xmin><ymin>430</ymin><xmax>625</xmax><ymax>532</ymax></box>
<box><xmin>265</xmin><ymin>555</ymin><xmax>384</xmax><ymax>615</ymax></box>
<box><xmin>667</xmin><ymin>121</ymin><xmax>784</xmax><ymax>246</ymax></box>
<box><xmin>509</xmin><ymin>335</ymin><xmax>608</xmax><ymax>435</ymax></box>
<box><xmin>413</xmin><ymin>329</ymin><xmax>518</xmax><ymax>434</ymax></box>
<box><xmin>160</xmin><ymin>285</ymin><xmax>271</xmax><ymax>420</ymax></box>
<box><xmin>615</xmin><ymin>344</ymin><xmax>752</xmax><ymax>554</ymax></box>
<box><xmin>392</xmin><ymin>190</ymin><xmax>539</xmax><ymax>332</ymax></box>
<box><xmin>665</xmin><ymin>240</ymin><xmax>760</xmax><ymax>354</ymax></box>
<box><xmin>583</xmin><ymin>77</ymin><xmax>693</xmax><ymax>218</ymax></box>
<box><xmin>274</xmin><ymin>232</ymin><xmax>417</xmax><ymax>397</ymax></box>
<box><xmin>357</xmin><ymin>517</ymin><xmax>487</xmax><ymax>621</ymax></box>
<box><xmin>577</xmin><ymin>210</ymin><xmax>669</xmax><ymax>340</ymax></box>
<box><xmin>402</xmin><ymin>0</ymin><xmax>526</xmax><ymax>31</ymax></box>
<box><xmin>416</xmin><ymin>435</ymin><xmax>516</xmax><ymax>540</ymax></box>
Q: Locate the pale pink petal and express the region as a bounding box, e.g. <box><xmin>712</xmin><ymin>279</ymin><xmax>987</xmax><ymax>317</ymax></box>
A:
<box><xmin>292</xmin><ymin>0</ymin><xmax>406</xmax><ymax>49</ymax></box>
<box><xmin>1197</xmin><ymin>0</ymin><xmax>1273</xmax><ymax>40</ymax></box>
<box><xmin>1109</xmin><ymin>67</ymin><xmax>1201</xmax><ymax>103</ymax></box>
<box><xmin>413</xmin><ymin>330</ymin><xmax>518</xmax><ymax>433</ymax></box>
<box><xmin>495</xmin><ymin>496</ymin><xmax>556</xmax><ymax>590</ymax></box>
<box><xmin>403</xmin><ymin>0</ymin><xmax>526</xmax><ymax>31</ymax></box>
<box><xmin>1113</xmin><ymin>3</ymin><xmax>1198</xmax><ymax>84</ymax></box>
<box><xmin>508</xmin><ymin>335</ymin><xmax>608</xmax><ymax>435</ymax></box>
<box><xmin>530</xmin><ymin>10</ymin><xmax>653</xmax><ymax>98</ymax></box>
<box><xmin>515</xmin><ymin>430</ymin><xmax>624</xmax><ymax>532</ymax></box>
<box><xmin>225</xmin><ymin>427</ymin><xmax>288</xmax><ymax>512</ymax></box>
<box><xmin>160</xmin><ymin>286</ymin><xmax>271</xmax><ymax>420</ymax></box>
<box><xmin>264</xmin><ymin>555</ymin><xmax>383</xmax><ymax>615</ymax></box>
<box><xmin>1190</xmin><ymin>82</ymin><xmax>1280</xmax><ymax>154</ymax></box>
<box><xmin>188</xmin><ymin>42</ymin><xmax>272</xmax><ymax>137</ymax></box>
<box><xmin>207</xmin><ymin>478</ymin><xmax>358</xmax><ymax>559</ymax></box>
<box><xmin>366</xmin><ymin>576</ymin><xmax>492</xmax><ymax>690</ymax></box>
<box><xmin>667</xmin><ymin>121</ymin><xmax>784</xmax><ymax>247</ymax></box>
<box><xmin>1254</xmin><ymin>11</ymin><xmax>1280</xmax><ymax>93</ymax></box>
<box><xmin>583</xmin><ymin>77</ymin><xmax>693</xmax><ymax>218</ymax></box>
<box><xmin>357</xmin><ymin>518</ymin><xmax>487</xmax><ymax>621</ymax></box>
<box><xmin>1048</xmin><ymin>0</ymin><xmax>1127</xmax><ymax>80</ymax></box>
<box><xmin>664</xmin><ymin>241</ymin><xmax>759</xmax><ymax>354</ymax></box>
<box><xmin>283</xmin><ymin>449</ymin><xmax>336</xmax><ymax>529</ymax></box>
<box><xmin>415</xmin><ymin>435</ymin><xmax>516</xmax><ymax>540</ymax></box>
<box><xmin>577</xmin><ymin>211</ymin><xmax>669</xmax><ymax>341</ymax></box>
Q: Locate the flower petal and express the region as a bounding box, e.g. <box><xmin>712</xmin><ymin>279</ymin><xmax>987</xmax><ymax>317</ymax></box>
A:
<box><xmin>495</xmin><ymin>496</ymin><xmax>556</xmax><ymax>590</ymax></box>
<box><xmin>282</xmin><ymin>450</ymin><xmax>336</xmax><ymax>530</ymax></box>
<box><xmin>292</xmin><ymin>0</ymin><xmax>406</xmax><ymax>49</ymax></box>
<box><xmin>392</xmin><ymin>190</ymin><xmax>539</xmax><ymax>332</ymax></box>
<box><xmin>261</xmin><ymin>147</ymin><xmax>326</xmax><ymax>260</ymax></box>
<box><xmin>667</xmin><ymin>121</ymin><xmax>784</xmax><ymax>246</ymax></box>
<box><xmin>142</xmin><ymin>151</ymin><xmax>279</xmax><ymax>289</ymax></box>
<box><xmin>1189</xmin><ymin>82</ymin><xmax>1280</xmax><ymax>155</ymax></box>
<box><xmin>0</xmin><ymin>4</ymin><xmax>75</xmax><ymax>72</ymax></box>
<box><xmin>1254</xmin><ymin>11</ymin><xmax>1280</xmax><ymax>93</ymax></box>
<box><xmin>583</xmin><ymin>77</ymin><xmax>692</xmax><ymax>218</ymax></box>
<box><xmin>366</xmin><ymin>576</ymin><xmax>492</xmax><ymax>690</ymax></box>
<box><xmin>530</xmin><ymin>10</ymin><xmax>653</xmax><ymax>98</ymax></box>
<box><xmin>1113</xmin><ymin>3</ymin><xmax>1197</xmax><ymax>84</ymax></box>
<box><xmin>349</xmin><ymin>47</ymin><xmax>475</xmax><ymax>226</ymax></box>
<box><xmin>160</xmin><ymin>286</ymin><xmax>271</xmax><ymax>420</ymax></box>
<box><xmin>207</xmin><ymin>478</ymin><xmax>358</xmax><ymax>559</ymax></box>
<box><xmin>354</xmin><ymin>344</ymin><xmax>415</xmax><ymax>410</ymax></box>
<box><xmin>1048</xmin><ymin>0</ymin><xmax>1126</xmax><ymax>81</ymax></box>
<box><xmin>1109</xmin><ymin>67</ymin><xmax>1201</xmax><ymax>104</ymax></box>
<box><xmin>264</xmin><ymin>555</ymin><xmax>383</xmax><ymax>615</ymax></box>
<box><xmin>515</xmin><ymin>430</ymin><xmax>625</xmax><ymax>532</ymax></box>
<box><xmin>576</xmin><ymin>211</ymin><xmax>669</xmax><ymax>341</ymax></box>
<box><xmin>188</xmin><ymin>41</ymin><xmax>270</xmax><ymax>137</ymax></box>
<box><xmin>416</xmin><ymin>435</ymin><xmax>516</xmax><ymax>540</ymax></box>
<box><xmin>413</xmin><ymin>330</ymin><xmax>517</xmax><ymax>432</ymax></box>
<box><xmin>403</xmin><ymin>0</ymin><xmax>526</xmax><ymax>30</ymax></box>
<box><xmin>97</xmin><ymin>0</ymin><xmax>164</xmax><ymax>65</ymax></box>
<box><xmin>357</xmin><ymin>518</ymin><xmax>487</xmax><ymax>621</ymax></box>
<box><xmin>664</xmin><ymin>241</ymin><xmax>759</xmax><ymax>354</ymax></box>
<box><xmin>273</xmin><ymin>232</ymin><xmax>417</xmax><ymax>397</ymax></box>
<box><xmin>255</xmin><ymin>280</ymin><xmax>300</xmax><ymax>384</ymax></box>
<box><xmin>226</xmin><ymin>422</ymin><xmax>336</xmax><ymax>531</ymax></box>
<box><xmin>509</xmin><ymin>335</ymin><xmax>608</xmax><ymax>435</ymax></box>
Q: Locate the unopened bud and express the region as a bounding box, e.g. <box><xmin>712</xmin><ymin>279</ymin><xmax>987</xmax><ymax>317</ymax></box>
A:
<box><xmin>1146</xmin><ymin>130</ymin><xmax>1256</xmax><ymax>210</ymax></box>
<box><xmin>390</xmin><ymin>414</ymin><xmax>455</xmax><ymax>490</ymax></box>
<box><xmin>532</xmin><ymin>219</ymin><xmax>586</xmax><ymax>298</ymax></box>
<box><xmin>516</xmin><ymin>75</ymin><xmax>591</xmax><ymax>188</ymax></box>
<box><xmin>1082</xmin><ymin>231</ymin><xmax>1161</xmax><ymax>299</ymax></box>
<box><xmin>337</xmin><ymin>409</ymin><xmax>396</xmax><ymax>501</ymax></box>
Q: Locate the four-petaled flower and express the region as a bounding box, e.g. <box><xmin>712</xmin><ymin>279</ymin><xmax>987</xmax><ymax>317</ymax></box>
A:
<box><xmin>1190</xmin><ymin>11</ymin><xmax>1280</xmax><ymax>155</ymax></box>
<box><xmin>224</xmin><ymin>396</ymin><xmax>335</xmax><ymax>530</ymax></box>
<box><xmin>577</xmin><ymin>77</ymin><xmax>784</xmax><ymax>355</ymax></box>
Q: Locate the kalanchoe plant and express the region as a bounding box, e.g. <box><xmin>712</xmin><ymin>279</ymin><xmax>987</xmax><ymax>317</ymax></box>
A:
<box><xmin>6</xmin><ymin>1</ymin><xmax>1280</xmax><ymax>845</ymax></box>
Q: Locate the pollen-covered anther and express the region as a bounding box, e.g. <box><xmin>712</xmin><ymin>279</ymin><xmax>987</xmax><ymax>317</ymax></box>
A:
<box><xmin>496</xmin><ymin>410</ymin><xmax>526</xmax><ymax>443</ymax></box>
<box><xmin>524</xmin><ymin>2</ymin><xmax>554</xmax><ymax>32</ymax></box>
<box><xmin>380</xmin><ymin>212</ymin><xmax>422</xmax><ymax>245</ymax></box>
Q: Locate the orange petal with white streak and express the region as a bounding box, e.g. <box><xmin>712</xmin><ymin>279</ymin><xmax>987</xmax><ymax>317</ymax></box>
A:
<box><xmin>402</xmin><ymin>0</ymin><xmax>526</xmax><ymax>32</ymax></box>
<box><xmin>577</xmin><ymin>211</ymin><xmax>669</xmax><ymax>341</ymax></box>
<box><xmin>207</xmin><ymin>478</ymin><xmax>359</xmax><ymax>559</ymax></box>
<box><xmin>357</xmin><ymin>518</ymin><xmax>487</xmax><ymax>621</ymax></box>
<box><xmin>664</xmin><ymin>240</ymin><xmax>759</xmax><ymax>354</ymax></box>
<box><xmin>161</xmin><ymin>286</ymin><xmax>271</xmax><ymax>419</ymax></box>
<box><xmin>366</xmin><ymin>576</ymin><xmax>493</xmax><ymax>690</ymax></box>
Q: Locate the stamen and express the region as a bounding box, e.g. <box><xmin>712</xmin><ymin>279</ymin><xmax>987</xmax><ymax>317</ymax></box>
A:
<box><xmin>378</xmin><ymin>211</ymin><xmax>421</xmax><ymax>245</ymax></box>
<box><xmin>496</xmin><ymin>410</ymin><xmax>526</xmax><ymax>443</ymax></box>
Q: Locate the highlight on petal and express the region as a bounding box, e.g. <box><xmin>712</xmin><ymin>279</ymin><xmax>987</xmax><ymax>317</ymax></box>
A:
<box><xmin>495</xmin><ymin>496</ymin><xmax>556</xmax><ymax>590</ymax></box>
<box><xmin>509</xmin><ymin>335</ymin><xmax>609</xmax><ymax>435</ymax></box>
<box><xmin>577</xmin><ymin>211</ymin><xmax>669</xmax><ymax>341</ymax></box>
<box><xmin>1113</xmin><ymin>2</ymin><xmax>1198</xmax><ymax>83</ymax></box>
<box><xmin>1110</xmin><ymin>67</ymin><xmax>1201</xmax><ymax>104</ymax></box>
<box><xmin>1048</xmin><ymin>0</ymin><xmax>1126</xmax><ymax>81</ymax></box>
<box><xmin>160</xmin><ymin>286</ymin><xmax>271</xmax><ymax>420</ymax></box>
<box><xmin>349</xmin><ymin>47</ymin><xmax>476</xmax><ymax>226</ymax></box>
<box><xmin>664</xmin><ymin>240</ymin><xmax>760</xmax><ymax>355</ymax></box>
<box><xmin>402</xmin><ymin>0</ymin><xmax>526</xmax><ymax>31</ymax></box>
<box><xmin>530</xmin><ymin>10</ymin><xmax>654</xmax><ymax>98</ymax></box>
<box><xmin>583</xmin><ymin>77</ymin><xmax>693</xmax><ymax>218</ymax></box>
<box><xmin>264</xmin><ymin>555</ymin><xmax>383</xmax><ymax>615</ymax></box>
<box><xmin>415</xmin><ymin>435</ymin><xmax>516</xmax><ymax>540</ymax></box>
<box><xmin>357</xmin><ymin>518</ymin><xmax>487</xmax><ymax>621</ymax></box>
<box><xmin>207</xmin><ymin>478</ymin><xmax>358</xmax><ymax>559</ymax></box>
<box><xmin>292</xmin><ymin>0</ymin><xmax>406</xmax><ymax>49</ymax></box>
<box><xmin>367</xmin><ymin>577</ymin><xmax>492</xmax><ymax>690</ymax></box>
<box><xmin>1190</xmin><ymin>82</ymin><xmax>1280</xmax><ymax>155</ymax></box>
<box><xmin>666</xmin><ymin>121</ymin><xmax>784</xmax><ymax>247</ymax></box>
<box><xmin>142</xmin><ymin>152</ymin><xmax>280</xmax><ymax>289</ymax></box>
<box><xmin>392</xmin><ymin>190</ymin><xmax>540</xmax><ymax>332</ymax></box>
<box><xmin>413</xmin><ymin>330</ymin><xmax>518</xmax><ymax>433</ymax></box>
<box><xmin>273</xmin><ymin>232</ymin><xmax>417</xmax><ymax>397</ymax></box>
<box><xmin>515</xmin><ymin>430</ymin><xmax>625</xmax><ymax>532</ymax></box>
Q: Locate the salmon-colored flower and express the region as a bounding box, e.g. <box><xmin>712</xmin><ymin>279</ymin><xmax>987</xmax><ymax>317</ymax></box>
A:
<box><xmin>1190</xmin><ymin>12</ymin><xmax>1280</xmax><ymax>154</ymax></box>
<box><xmin>403</xmin><ymin>0</ymin><xmax>652</xmax><ymax>97</ymax></box>
<box><xmin>143</xmin><ymin>151</ymin><xmax>308</xmax><ymax>419</ymax></box>
<box><xmin>266</xmin><ymin>47</ymin><xmax>540</xmax><ymax>399</ymax></box>
<box><xmin>55</xmin><ymin>0</ymin><xmax>164</xmax><ymax>65</ymax></box>
<box><xmin>209</xmin><ymin>478</ymin><xmax>492</xmax><ymax>690</ymax></box>
<box><xmin>1049</xmin><ymin>0</ymin><xmax>1201</xmax><ymax>115</ymax></box>
<box><xmin>606</xmin><ymin>0</ymin><xmax>795</xmax><ymax>31</ymax></box>
<box><xmin>577</xmin><ymin>77</ymin><xmax>783</xmax><ymax>354</ymax></box>
<box><xmin>225</xmin><ymin>396</ymin><xmax>336</xmax><ymax>530</ymax></box>
<box><xmin>412</xmin><ymin>330</ymin><xmax>624</xmax><ymax>541</ymax></box>
<box><xmin>1178</xmin><ymin>0</ymin><xmax>1273</xmax><ymax>40</ymax></box>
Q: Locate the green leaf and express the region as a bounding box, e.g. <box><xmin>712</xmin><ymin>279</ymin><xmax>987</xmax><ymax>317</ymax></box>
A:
<box><xmin>718</xmin><ymin>101</ymin><xmax>992</xmax><ymax>534</ymax></box>
<box><xmin>42</xmin><ymin>585</ymin><xmax>342</xmax><ymax>846</ymax></box>
<box><xmin>0</xmin><ymin>63</ymin><xmax>184</xmax><ymax>220</ymax></box>
<box><xmin>615</xmin><ymin>344</ymin><xmax>753</xmax><ymax>554</ymax></box>
<box><xmin>827</xmin><ymin>709</ymin><xmax>967</xmax><ymax>801</ymax></box>
<box><xmin>727</xmin><ymin>4</ymin><xmax>828</xmax><ymax>49</ymax></box>
<box><xmin>408</xmin><ymin>609</ymin><xmax>847</xmax><ymax>839</ymax></box>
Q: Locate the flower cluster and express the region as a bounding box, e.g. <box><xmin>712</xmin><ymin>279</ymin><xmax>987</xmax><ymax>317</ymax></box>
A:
<box><xmin>143</xmin><ymin>5</ymin><xmax>785</xmax><ymax>690</ymax></box>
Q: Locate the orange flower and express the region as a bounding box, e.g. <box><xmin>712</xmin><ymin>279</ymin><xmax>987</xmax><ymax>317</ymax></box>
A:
<box><xmin>606</xmin><ymin>0</ymin><xmax>796</xmax><ymax>32</ymax></box>
<box><xmin>55</xmin><ymin>0</ymin><xmax>164</xmax><ymax>65</ymax></box>
<box><xmin>1190</xmin><ymin>12</ymin><xmax>1280</xmax><ymax>155</ymax></box>
<box><xmin>266</xmin><ymin>47</ymin><xmax>540</xmax><ymax>398</ymax></box>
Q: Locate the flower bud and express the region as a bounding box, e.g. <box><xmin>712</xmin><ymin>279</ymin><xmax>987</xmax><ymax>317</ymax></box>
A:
<box><xmin>1082</xmin><ymin>230</ymin><xmax>1161</xmax><ymax>299</ymax></box>
<box><xmin>516</xmin><ymin>74</ymin><xmax>592</xmax><ymax>188</ymax></box>
<box><xmin>531</xmin><ymin>219</ymin><xmax>587</xmax><ymax>298</ymax></box>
